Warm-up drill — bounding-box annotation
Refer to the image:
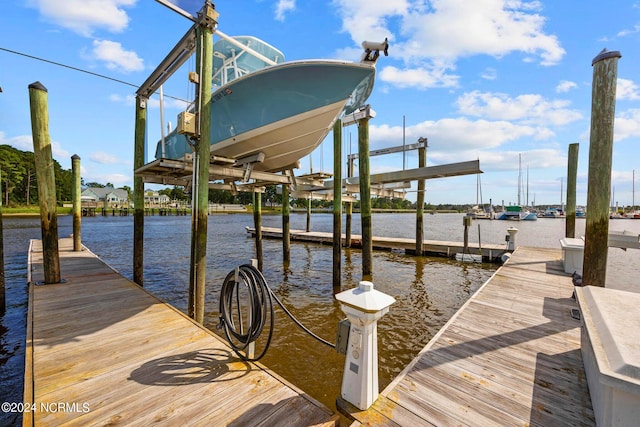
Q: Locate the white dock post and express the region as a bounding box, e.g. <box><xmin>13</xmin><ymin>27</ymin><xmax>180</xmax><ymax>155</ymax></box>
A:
<box><xmin>335</xmin><ymin>281</ymin><xmax>395</xmax><ymax>410</ymax></box>
<box><xmin>507</xmin><ymin>227</ymin><xmax>519</xmax><ymax>251</ymax></box>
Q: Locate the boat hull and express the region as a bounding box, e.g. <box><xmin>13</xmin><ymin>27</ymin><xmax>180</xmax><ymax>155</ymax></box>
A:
<box><xmin>156</xmin><ymin>60</ymin><xmax>376</xmax><ymax>172</ymax></box>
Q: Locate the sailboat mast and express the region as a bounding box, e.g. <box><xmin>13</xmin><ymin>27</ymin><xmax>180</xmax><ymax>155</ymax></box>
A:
<box><xmin>526</xmin><ymin>165</ymin><xmax>529</xmax><ymax>207</ymax></box>
<box><xmin>517</xmin><ymin>154</ymin><xmax>522</xmax><ymax>205</ymax></box>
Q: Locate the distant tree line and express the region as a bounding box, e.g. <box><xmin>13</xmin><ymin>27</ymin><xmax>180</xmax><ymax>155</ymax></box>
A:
<box><xmin>0</xmin><ymin>144</ymin><xmax>73</xmax><ymax>207</ymax></box>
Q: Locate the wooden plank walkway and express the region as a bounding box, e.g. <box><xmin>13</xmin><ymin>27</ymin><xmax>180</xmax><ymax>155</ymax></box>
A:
<box><xmin>337</xmin><ymin>246</ymin><xmax>595</xmax><ymax>426</ymax></box>
<box><xmin>247</xmin><ymin>227</ymin><xmax>507</xmax><ymax>262</ymax></box>
<box><xmin>24</xmin><ymin>238</ymin><xmax>338</xmax><ymax>426</ymax></box>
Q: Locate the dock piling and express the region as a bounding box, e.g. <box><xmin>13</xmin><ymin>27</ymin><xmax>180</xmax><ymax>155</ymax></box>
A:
<box><xmin>253</xmin><ymin>191</ymin><xmax>263</xmax><ymax>271</ymax></box>
<box><xmin>357</xmin><ymin>114</ymin><xmax>373</xmax><ymax>278</ymax></box>
<box><xmin>282</xmin><ymin>173</ymin><xmax>290</xmax><ymax>263</ymax></box>
<box><xmin>29</xmin><ymin>81</ymin><xmax>60</xmax><ymax>284</ymax></box>
<box><xmin>189</xmin><ymin>13</ymin><xmax>215</xmax><ymax>324</ymax></box>
<box><xmin>71</xmin><ymin>154</ymin><xmax>82</xmax><ymax>251</ymax></box>
<box><xmin>333</xmin><ymin>119</ymin><xmax>342</xmax><ymax>290</ymax></box>
<box><xmin>583</xmin><ymin>49</ymin><xmax>621</xmax><ymax>287</ymax></box>
<box><xmin>133</xmin><ymin>95</ymin><xmax>146</xmax><ymax>286</ymax></box>
<box><xmin>566</xmin><ymin>143</ymin><xmax>579</xmax><ymax>238</ymax></box>
<box><xmin>416</xmin><ymin>139</ymin><xmax>427</xmax><ymax>255</ymax></box>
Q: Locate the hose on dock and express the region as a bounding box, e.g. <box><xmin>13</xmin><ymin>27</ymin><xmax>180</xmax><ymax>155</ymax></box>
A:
<box><xmin>218</xmin><ymin>264</ymin><xmax>334</xmax><ymax>361</ymax></box>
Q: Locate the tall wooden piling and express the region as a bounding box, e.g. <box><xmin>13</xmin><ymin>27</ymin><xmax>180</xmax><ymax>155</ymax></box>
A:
<box><xmin>346</xmin><ymin>157</ymin><xmax>354</xmax><ymax>248</ymax></box>
<box><xmin>282</xmin><ymin>175</ymin><xmax>290</xmax><ymax>263</ymax></box>
<box><xmin>583</xmin><ymin>49</ymin><xmax>621</xmax><ymax>288</ymax></box>
<box><xmin>133</xmin><ymin>95</ymin><xmax>146</xmax><ymax>286</ymax></box>
<box><xmin>345</xmin><ymin>202</ymin><xmax>352</xmax><ymax>248</ymax></box>
<box><xmin>71</xmin><ymin>154</ymin><xmax>82</xmax><ymax>251</ymax></box>
<box><xmin>416</xmin><ymin>141</ymin><xmax>427</xmax><ymax>255</ymax></box>
<box><xmin>333</xmin><ymin>119</ymin><xmax>342</xmax><ymax>290</ymax></box>
<box><xmin>253</xmin><ymin>191</ymin><xmax>263</xmax><ymax>271</ymax></box>
<box><xmin>306</xmin><ymin>197</ymin><xmax>311</xmax><ymax>232</ymax></box>
<box><xmin>188</xmin><ymin>11</ymin><xmax>215</xmax><ymax>324</ymax></box>
<box><xmin>358</xmin><ymin>117</ymin><xmax>372</xmax><ymax>277</ymax></box>
<box><xmin>463</xmin><ymin>216</ymin><xmax>471</xmax><ymax>254</ymax></box>
<box><xmin>565</xmin><ymin>143</ymin><xmax>579</xmax><ymax>238</ymax></box>
<box><xmin>29</xmin><ymin>82</ymin><xmax>60</xmax><ymax>284</ymax></box>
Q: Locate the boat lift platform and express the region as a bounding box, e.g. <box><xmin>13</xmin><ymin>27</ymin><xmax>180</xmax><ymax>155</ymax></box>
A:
<box><xmin>135</xmin><ymin>155</ymin><xmax>482</xmax><ymax>199</ymax></box>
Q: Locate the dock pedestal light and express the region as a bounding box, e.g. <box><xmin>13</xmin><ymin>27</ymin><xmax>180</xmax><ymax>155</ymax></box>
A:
<box><xmin>335</xmin><ymin>281</ymin><xmax>395</xmax><ymax>410</ymax></box>
<box><xmin>507</xmin><ymin>227</ymin><xmax>519</xmax><ymax>251</ymax></box>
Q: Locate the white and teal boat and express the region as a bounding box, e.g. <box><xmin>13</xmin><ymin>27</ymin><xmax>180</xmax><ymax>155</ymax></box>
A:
<box><xmin>155</xmin><ymin>35</ymin><xmax>383</xmax><ymax>173</ymax></box>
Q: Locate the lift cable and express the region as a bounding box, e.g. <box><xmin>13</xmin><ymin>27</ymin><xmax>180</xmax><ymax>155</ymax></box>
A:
<box><xmin>0</xmin><ymin>46</ymin><xmax>188</xmax><ymax>103</ymax></box>
<box><xmin>218</xmin><ymin>264</ymin><xmax>335</xmax><ymax>362</ymax></box>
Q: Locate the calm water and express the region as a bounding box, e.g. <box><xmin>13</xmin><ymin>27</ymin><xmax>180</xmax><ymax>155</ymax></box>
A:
<box><xmin>1</xmin><ymin>212</ymin><xmax>639</xmax><ymax>425</ymax></box>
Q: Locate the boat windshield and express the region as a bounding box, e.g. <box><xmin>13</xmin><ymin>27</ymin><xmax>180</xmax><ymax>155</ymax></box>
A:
<box><xmin>212</xmin><ymin>36</ymin><xmax>285</xmax><ymax>87</ymax></box>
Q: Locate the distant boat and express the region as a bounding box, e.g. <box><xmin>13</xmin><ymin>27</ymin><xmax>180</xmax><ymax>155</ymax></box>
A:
<box><xmin>497</xmin><ymin>154</ymin><xmax>537</xmax><ymax>220</ymax></box>
<box><xmin>466</xmin><ymin>206</ymin><xmax>493</xmax><ymax>220</ymax></box>
<box><xmin>497</xmin><ymin>205</ymin><xmax>537</xmax><ymax>221</ymax></box>
<box><xmin>540</xmin><ymin>207</ymin><xmax>562</xmax><ymax>218</ymax></box>
<box><xmin>466</xmin><ymin>173</ymin><xmax>493</xmax><ymax>219</ymax></box>
<box><xmin>154</xmin><ymin>35</ymin><xmax>385</xmax><ymax>173</ymax></box>
<box><xmin>576</xmin><ymin>207</ymin><xmax>586</xmax><ymax>217</ymax></box>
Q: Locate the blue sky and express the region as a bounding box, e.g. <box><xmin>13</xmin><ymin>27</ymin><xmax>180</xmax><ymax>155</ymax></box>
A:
<box><xmin>1</xmin><ymin>0</ymin><xmax>639</xmax><ymax>207</ymax></box>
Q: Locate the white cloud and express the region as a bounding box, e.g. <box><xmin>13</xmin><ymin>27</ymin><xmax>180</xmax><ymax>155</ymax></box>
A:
<box><xmin>91</xmin><ymin>40</ymin><xmax>144</xmax><ymax>73</ymax></box>
<box><xmin>379</xmin><ymin>64</ymin><xmax>459</xmax><ymax>89</ymax></box>
<box><xmin>617</xmin><ymin>78</ymin><xmax>640</xmax><ymax>100</ymax></box>
<box><xmin>369</xmin><ymin>116</ymin><xmax>550</xmax><ymax>154</ymax></box>
<box><xmin>0</xmin><ymin>131</ymin><xmax>70</xmax><ymax>160</ymax></box>
<box><xmin>0</xmin><ymin>132</ymin><xmax>33</xmax><ymax>152</ymax></box>
<box><xmin>614</xmin><ymin>108</ymin><xmax>640</xmax><ymax>141</ymax></box>
<box><xmin>84</xmin><ymin>172</ymin><xmax>131</xmax><ymax>187</ymax></box>
<box><xmin>29</xmin><ymin>0</ymin><xmax>136</xmax><ymax>37</ymax></box>
<box><xmin>556</xmin><ymin>80</ymin><xmax>577</xmax><ymax>93</ymax></box>
<box><xmin>481</xmin><ymin>68</ymin><xmax>497</xmax><ymax>81</ymax></box>
<box><xmin>333</xmin><ymin>0</ymin><xmax>565</xmax><ymax>90</ymax></box>
<box><xmin>89</xmin><ymin>151</ymin><xmax>124</xmax><ymax>164</ymax></box>
<box><xmin>431</xmin><ymin>148</ymin><xmax>566</xmax><ymax>171</ymax></box>
<box><xmin>275</xmin><ymin>0</ymin><xmax>295</xmax><ymax>22</ymax></box>
<box><xmin>616</xmin><ymin>24</ymin><xmax>640</xmax><ymax>38</ymax></box>
<box><xmin>455</xmin><ymin>91</ymin><xmax>583</xmax><ymax>126</ymax></box>
<box><xmin>399</xmin><ymin>0</ymin><xmax>564</xmax><ymax>65</ymax></box>
<box><xmin>334</xmin><ymin>0</ymin><xmax>409</xmax><ymax>44</ymax></box>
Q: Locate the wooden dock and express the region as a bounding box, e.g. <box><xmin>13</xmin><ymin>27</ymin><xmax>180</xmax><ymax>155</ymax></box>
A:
<box><xmin>247</xmin><ymin>227</ymin><xmax>507</xmax><ymax>262</ymax></box>
<box><xmin>24</xmin><ymin>238</ymin><xmax>338</xmax><ymax>426</ymax></box>
<box><xmin>338</xmin><ymin>246</ymin><xmax>595</xmax><ymax>426</ymax></box>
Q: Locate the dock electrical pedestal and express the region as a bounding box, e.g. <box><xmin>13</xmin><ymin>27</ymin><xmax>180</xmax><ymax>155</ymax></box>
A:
<box><xmin>335</xmin><ymin>281</ymin><xmax>395</xmax><ymax>410</ymax></box>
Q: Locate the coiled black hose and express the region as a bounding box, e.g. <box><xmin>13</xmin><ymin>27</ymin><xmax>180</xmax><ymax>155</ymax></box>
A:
<box><xmin>218</xmin><ymin>264</ymin><xmax>334</xmax><ymax>362</ymax></box>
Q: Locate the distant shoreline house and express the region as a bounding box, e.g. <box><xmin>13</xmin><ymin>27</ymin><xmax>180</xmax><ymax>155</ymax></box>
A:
<box><xmin>81</xmin><ymin>187</ymin><xmax>129</xmax><ymax>208</ymax></box>
<box><xmin>144</xmin><ymin>190</ymin><xmax>170</xmax><ymax>207</ymax></box>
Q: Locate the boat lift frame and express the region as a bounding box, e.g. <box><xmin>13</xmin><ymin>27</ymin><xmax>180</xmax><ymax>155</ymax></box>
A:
<box><xmin>133</xmin><ymin>1</ymin><xmax>483</xmax><ymax>307</ymax></box>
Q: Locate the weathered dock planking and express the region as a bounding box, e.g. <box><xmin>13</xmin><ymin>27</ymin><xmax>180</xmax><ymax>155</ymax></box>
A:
<box><xmin>338</xmin><ymin>246</ymin><xmax>595</xmax><ymax>426</ymax></box>
<box><xmin>246</xmin><ymin>226</ymin><xmax>507</xmax><ymax>262</ymax></box>
<box><xmin>24</xmin><ymin>238</ymin><xmax>338</xmax><ymax>426</ymax></box>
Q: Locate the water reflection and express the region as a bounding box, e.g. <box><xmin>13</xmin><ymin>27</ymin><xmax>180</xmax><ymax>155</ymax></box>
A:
<box><xmin>0</xmin><ymin>213</ymin><xmax>498</xmax><ymax>419</ymax></box>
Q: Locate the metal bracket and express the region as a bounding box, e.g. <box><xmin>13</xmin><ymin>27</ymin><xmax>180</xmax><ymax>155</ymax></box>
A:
<box><xmin>197</xmin><ymin>3</ymin><xmax>219</xmax><ymax>31</ymax></box>
<box><xmin>234</xmin><ymin>152</ymin><xmax>265</xmax><ymax>182</ymax></box>
<box><xmin>285</xmin><ymin>169</ymin><xmax>297</xmax><ymax>190</ymax></box>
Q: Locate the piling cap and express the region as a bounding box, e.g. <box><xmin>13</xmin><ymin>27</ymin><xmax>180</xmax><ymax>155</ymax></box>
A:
<box><xmin>28</xmin><ymin>81</ymin><xmax>47</xmax><ymax>92</ymax></box>
<box><xmin>335</xmin><ymin>281</ymin><xmax>396</xmax><ymax>313</ymax></box>
<box><xmin>592</xmin><ymin>48</ymin><xmax>621</xmax><ymax>66</ymax></box>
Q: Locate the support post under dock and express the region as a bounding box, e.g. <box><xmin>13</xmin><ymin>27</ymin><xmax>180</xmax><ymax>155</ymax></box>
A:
<box><xmin>23</xmin><ymin>238</ymin><xmax>338</xmax><ymax>426</ymax></box>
